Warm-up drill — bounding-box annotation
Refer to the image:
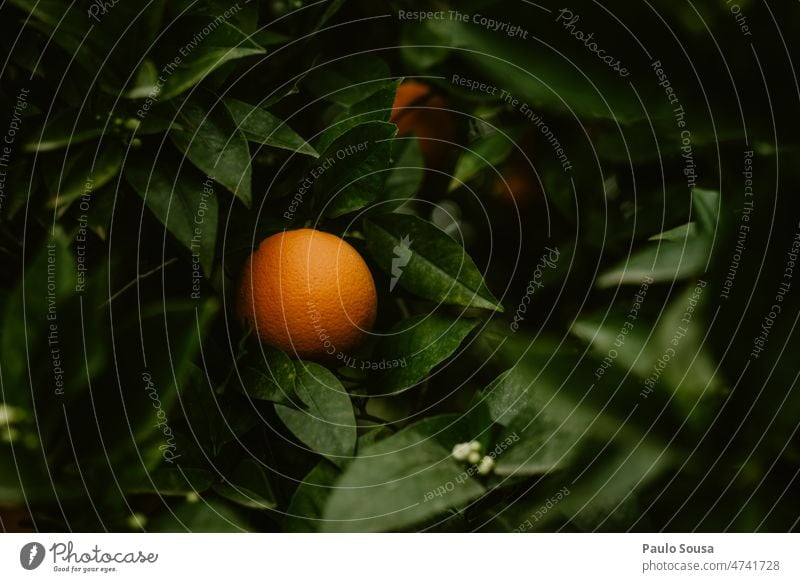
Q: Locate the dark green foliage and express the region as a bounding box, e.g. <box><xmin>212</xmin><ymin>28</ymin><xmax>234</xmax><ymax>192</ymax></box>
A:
<box><xmin>1</xmin><ymin>0</ymin><xmax>798</xmax><ymax>534</ymax></box>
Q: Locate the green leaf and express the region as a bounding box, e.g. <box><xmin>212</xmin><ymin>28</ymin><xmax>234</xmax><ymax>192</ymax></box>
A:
<box><xmin>448</xmin><ymin>128</ymin><xmax>524</xmax><ymax>192</ymax></box>
<box><xmin>126</xmin><ymin>60</ymin><xmax>161</xmax><ymax>100</ymax></box>
<box><xmin>322</xmin><ymin>420</ymin><xmax>485</xmax><ymax>532</ymax></box>
<box><xmin>169</xmin><ymin>95</ymin><xmax>252</xmax><ymax>207</ymax></box>
<box><xmin>649</xmin><ymin>222</ymin><xmax>698</xmax><ymax>242</ymax></box>
<box><xmin>570</xmin><ymin>314</ymin><xmax>655</xmax><ymax>381</ymax></box>
<box><xmin>692</xmin><ymin>188</ymin><xmax>720</xmax><ymax>233</ymax></box>
<box><xmin>148</xmin><ymin>498</ymin><xmax>252</xmax><ymax>532</ymax></box>
<box><xmin>493</xmin><ymin>419</ymin><xmax>579</xmax><ymax>477</ymax></box>
<box><xmin>598</xmin><ymin>189</ymin><xmax>720</xmax><ymax>287</ymax></box>
<box><xmin>597</xmin><ymin>235</ymin><xmax>710</xmax><ymax>288</ymax></box>
<box><xmin>481</xmin><ymin>368</ymin><xmax>581</xmax><ymax>476</ymax></box>
<box><xmin>314</xmin><ymin>121</ymin><xmax>396</xmax><ymax>218</ymax></box>
<box><xmin>481</xmin><ymin>368</ymin><xmax>530</xmax><ymax>427</ymax></box>
<box><xmin>213</xmin><ymin>459</ymin><xmax>277</xmax><ymax>510</ymax></box>
<box><xmin>125</xmin><ymin>162</ymin><xmax>218</xmax><ymax>276</ymax></box>
<box><xmin>225</xmin><ymin>98</ymin><xmax>317</xmax><ymax>157</ymax></box>
<box><xmin>251</xmin><ymin>30</ymin><xmax>292</xmax><ymax>47</ymax></box>
<box><xmin>315</xmin><ymin>80</ymin><xmax>400</xmax><ymax>153</ymax></box>
<box><xmin>48</xmin><ymin>143</ymin><xmax>124</xmax><ymax>211</ymax></box>
<box><xmin>24</xmin><ymin>109</ymin><xmax>106</xmax><ymax>152</ymax></box>
<box><xmin>411</xmin><ymin>16</ymin><xmax>666</xmax><ymax>125</ymax></box>
<box><xmin>565</xmin><ymin>438</ymin><xmax>674</xmax><ymax>530</ymax></box>
<box><xmin>236</xmin><ymin>346</ymin><xmax>297</xmax><ymax>404</ymax></box>
<box><xmin>304</xmin><ymin>54</ymin><xmax>391</xmax><ymax>107</ymax></box>
<box><xmin>311</xmin><ymin>0</ymin><xmax>347</xmax><ymax>32</ymax></box>
<box><xmin>284</xmin><ymin>460</ymin><xmax>340</xmax><ymax>532</ymax></box>
<box><xmin>364</xmin><ymin>213</ymin><xmax>503</xmax><ymax>311</ymax></box>
<box><xmin>382</xmin><ymin>137</ymin><xmax>424</xmax><ymax>209</ymax></box>
<box><xmin>275</xmin><ymin>362</ymin><xmax>357</xmax><ymax>465</ymax></box>
<box><xmin>128</xmin><ymin>467</ymin><xmax>214</xmax><ymax>496</ymax></box>
<box><xmin>152</xmin><ymin>18</ymin><xmax>265</xmax><ymax>101</ymax></box>
<box><xmin>375</xmin><ymin>314</ymin><xmax>479</xmax><ymax>395</ymax></box>
<box><xmin>645</xmin><ymin>282</ymin><xmax>723</xmax><ymax>417</ymax></box>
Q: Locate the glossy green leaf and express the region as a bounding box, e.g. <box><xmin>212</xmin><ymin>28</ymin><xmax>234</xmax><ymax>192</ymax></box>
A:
<box><xmin>152</xmin><ymin>18</ymin><xmax>264</xmax><ymax>101</ymax></box>
<box><xmin>598</xmin><ymin>188</ymin><xmax>720</xmax><ymax>287</ymax></box>
<box><xmin>480</xmin><ymin>367</ymin><xmax>581</xmax><ymax>476</ymax></box>
<box><xmin>314</xmin><ymin>121</ymin><xmax>396</xmax><ymax>218</ymax></box>
<box><xmin>315</xmin><ymin>80</ymin><xmax>399</xmax><ymax>153</ymax></box>
<box><xmin>692</xmin><ymin>188</ymin><xmax>721</xmax><ymax>233</ymax></box>
<box><xmin>570</xmin><ymin>314</ymin><xmax>655</xmax><ymax>381</ymax></box>
<box><xmin>169</xmin><ymin>95</ymin><xmax>252</xmax><ymax>207</ymax></box>
<box><xmin>125</xmin><ymin>162</ymin><xmax>218</xmax><ymax>276</ymax></box>
<box><xmin>275</xmin><ymin>362</ymin><xmax>357</xmax><ymax>465</ymax></box>
<box><xmin>375</xmin><ymin>314</ymin><xmax>479</xmax><ymax>395</ymax></box>
<box><xmin>225</xmin><ymin>98</ymin><xmax>317</xmax><ymax>157</ymax></box>
<box><xmin>236</xmin><ymin>346</ymin><xmax>297</xmax><ymax>404</ymax></box>
<box><xmin>364</xmin><ymin>213</ymin><xmax>503</xmax><ymax>311</ymax></box>
<box><xmin>649</xmin><ymin>222</ymin><xmax>698</xmax><ymax>242</ymax></box>
<box><xmin>575</xmin><ymin>281</ymin><xmax>724</xmax><ymax>420</ymax></box>
<box><xmin>322</xmin><ymin>420</ymin><xmax>485</xmax><ymax>532</ymax></box>
<box><xmin>597</xmin><ymin>239</ymin><xmax>711</xmax><ymax>288</ymax></box>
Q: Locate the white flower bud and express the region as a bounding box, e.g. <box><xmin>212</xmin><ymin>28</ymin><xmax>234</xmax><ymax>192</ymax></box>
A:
<box><xmin>469</xmin><ymin>441</ymin><xmax>482</xmax><ymax>452</ymax></box>
<box><xmin>477</xmin><ymin>455</ymin><xmax>496</xmax><ymax>475</ymax></box>
<box><xmin>451</xmin><ymin>442</ymin><xmax>472</xmax><ymax>461</ymax></box>
<box><xmin>467</xmin><ymin>450</ymin><xmax>482</xmax><ymax>464</ymax></box>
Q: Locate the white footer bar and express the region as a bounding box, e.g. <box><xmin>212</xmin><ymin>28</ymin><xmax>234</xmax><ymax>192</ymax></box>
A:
<box><xmin>1</xmin><ymin>533</ymin><xmax>796</xmax><ymax>581</ymax></box>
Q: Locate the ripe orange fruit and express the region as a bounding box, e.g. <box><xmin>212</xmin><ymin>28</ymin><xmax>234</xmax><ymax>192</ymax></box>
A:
<box><xmin>391</xmin><ymin>80</ymin><xmax>457</xmax><ymax>166</ymax></box>
<box><xmin>237</xmin><ymin>229</ymin><xmax>377</xmax><ymax>359</ymax></box>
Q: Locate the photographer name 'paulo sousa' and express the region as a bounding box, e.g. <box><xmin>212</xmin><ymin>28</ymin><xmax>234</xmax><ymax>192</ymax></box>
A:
<box><xmin>643</xmin><ymin>544</ymin><xmax>715</xmax><ymax>554</ymax></box>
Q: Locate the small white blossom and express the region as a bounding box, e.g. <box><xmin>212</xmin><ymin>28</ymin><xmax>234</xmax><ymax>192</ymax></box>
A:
<box><xmin>451</xmin><ymin>442</ymin><xmax>473</xmax><ymax>461</ymax></box>
<box><xmin>469</xmin><ymin>441</ymin><xmax>482</xmax><ymax>452</ymax></box>
<box><xmin>477</xmin><ymin>455</ymin><xmax>496</xmax><ymax>475</ymax></box>
<box><xmin>467</xmin><ymin>450</ymin><xmax>482</xmax><ymax>464</ymax></box>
